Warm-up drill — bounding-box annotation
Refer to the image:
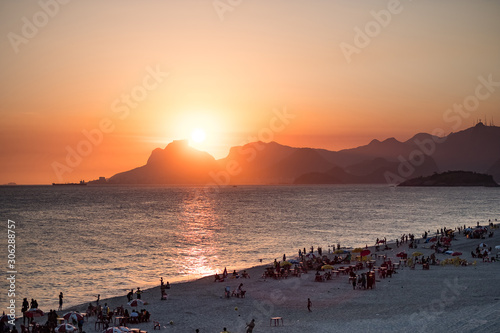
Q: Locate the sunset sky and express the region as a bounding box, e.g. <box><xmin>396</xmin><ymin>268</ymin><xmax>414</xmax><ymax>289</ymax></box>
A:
<box><xmin>1</xmin><ymin>0</ymin><xmax>499</xmax><ymax>184</ymax></box>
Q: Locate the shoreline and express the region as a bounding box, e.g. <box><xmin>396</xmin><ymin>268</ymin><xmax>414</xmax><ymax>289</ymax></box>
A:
<box><xmin>17</xmin><ymin>223</ymin><xmax>500</xmax><ymax>332</ymax></box>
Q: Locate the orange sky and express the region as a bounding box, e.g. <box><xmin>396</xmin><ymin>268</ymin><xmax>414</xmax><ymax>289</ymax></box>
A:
<box><xmin>1</xmin><ymin>0</ymin><xmax>499</xmax><ymax>184</ymax></box>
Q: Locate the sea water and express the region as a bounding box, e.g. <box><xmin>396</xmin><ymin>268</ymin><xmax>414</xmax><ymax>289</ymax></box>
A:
<box><xmin>0</xmin><ymin>184</ymin><xmax>498</xmax><ymax>311</ymax></box>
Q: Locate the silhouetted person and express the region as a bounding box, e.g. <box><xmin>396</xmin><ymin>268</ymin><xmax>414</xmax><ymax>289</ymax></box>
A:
<box><xmin>246</xmin><ymin>319</ymin><xmax>255</xmax><ymax>333</ymax></box>
<box><xmin>22</xmin><ymin>298</ymin><xmax>29</xmax><ymax>324</ymax></box>
<box><xmin>58</xmin><ymin>292</ymin><xmax>63</xmax><ymax>310</ymax></box>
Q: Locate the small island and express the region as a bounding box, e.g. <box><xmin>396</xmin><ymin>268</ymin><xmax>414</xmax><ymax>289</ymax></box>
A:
<box><xmin>398</xmin><ymin>171</ymin><xmax>499</xmax><ymax>187</ymax></box>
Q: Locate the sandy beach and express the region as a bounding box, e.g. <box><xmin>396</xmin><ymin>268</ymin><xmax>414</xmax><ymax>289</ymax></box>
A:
<box><xmin>20</xmin><ymin>224</ymin><xmax>500</xmax><ymax>333</ymax></box>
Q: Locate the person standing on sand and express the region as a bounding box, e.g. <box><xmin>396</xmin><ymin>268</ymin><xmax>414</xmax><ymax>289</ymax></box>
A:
<box><xmin>22</xmin><ymin>298</ymin><xmax>29</xmax><ymax>324</ymax></box>
<box><xmin>220</xmin><ymin>327</ymin><xmax>230</xmax><ymax>333</ymax></box>
<box><xmin>127</xmin><ymin>289</ymin><xmax>133</xmax><ymax>302</ymax></box>
<box><xmin>307</xmin><ymin>298</ymin><xmax>312</xmax><ymax>312</ymax></box>
<box><xmin>58</xmin><ymin>292</ymin><xmax>63</xmax><ymax>310</ymax></box>
<box><xmin>95</xmin><ymin>294</ymin><xmax>100</xmax><ymax>306</ymax></box>
<box><xmin>246</xmin><ymin>319</ymin><xmax>255</xmax><ymax>333</ymax></box>
<box><xmin>136</xmin><ymin>287</ymin><xmax>142</xmax><ymax>299</ymax></box>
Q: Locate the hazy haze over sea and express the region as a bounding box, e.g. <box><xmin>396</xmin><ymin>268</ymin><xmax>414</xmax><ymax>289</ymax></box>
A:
<box><xmin>1</xmin><ymin>185</ymin><xmax>498</xmax><ymax>311</ymax></box>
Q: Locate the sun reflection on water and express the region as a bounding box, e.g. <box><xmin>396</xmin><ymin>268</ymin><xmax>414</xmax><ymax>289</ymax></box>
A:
<box><xmin>175</xmin><ymin>190</ymin><xmax>220</xmax><ymax>278</ymax></box>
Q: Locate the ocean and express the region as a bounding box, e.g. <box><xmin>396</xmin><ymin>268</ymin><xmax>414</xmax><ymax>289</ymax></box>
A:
<box><xmin>1</xmin><ymin>184</ymin><xmax>499</xmax><ymax>312</ymax></box>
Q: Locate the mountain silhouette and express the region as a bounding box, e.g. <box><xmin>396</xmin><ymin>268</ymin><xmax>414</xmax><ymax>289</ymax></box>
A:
<box><xmin>108</xmin><ymin>140</ymin><xmax>220</xmax><ymax>184</ymax></box>
<box><xmin>105</xmin><ymin>123</ymin><xmax>500</xmax><ymax>185</ymax></box>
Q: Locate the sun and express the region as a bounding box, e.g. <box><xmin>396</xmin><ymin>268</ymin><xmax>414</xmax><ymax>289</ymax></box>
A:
<box><xmin>191</xmin><ymin>128</ymin><xmax>206</xmax><ymax>144</ymax></box>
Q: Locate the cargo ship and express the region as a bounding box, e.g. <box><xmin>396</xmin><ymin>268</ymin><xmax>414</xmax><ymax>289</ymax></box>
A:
<box><xmin>52</xmin><ymin>180</ymin><xmax>87</xmax><ymax>186</ymax></box>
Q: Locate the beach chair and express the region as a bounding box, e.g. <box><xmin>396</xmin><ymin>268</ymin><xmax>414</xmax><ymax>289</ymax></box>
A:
<box><xmin>95</xmin><ymin>320</ymin><xmax>105</xmax><ymax>331</ymax></box>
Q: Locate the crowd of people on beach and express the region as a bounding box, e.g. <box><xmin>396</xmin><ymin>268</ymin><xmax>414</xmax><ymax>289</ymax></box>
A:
<box><xmin>5</xmin><ymin>219</ymin><xmax>498</xmax><ymax>333</ymax></box>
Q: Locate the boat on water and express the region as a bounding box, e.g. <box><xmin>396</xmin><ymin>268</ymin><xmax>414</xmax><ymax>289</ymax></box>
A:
<box><xmin>52</xmin><ymin>180</ymin><xmax>87</xmax><ymax>186</ymax></box>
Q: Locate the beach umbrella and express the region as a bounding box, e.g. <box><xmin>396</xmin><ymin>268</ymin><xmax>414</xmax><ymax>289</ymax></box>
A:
<box><xmin>495</xmin><ymin>245</ymin><xmax>500</xmax><ymax>250</ymax></box>
<box><xmin>478</xmin><ymin>243</ymin><xmax>488</xmax><ymax>248</ymax></box>
<box><xmin>117</xmin><ymin>327</ymin><xmax>131</xmax><ymax>333</ymax></box>
<box><xmin>321</xmin><ymin>264</ymin><xmax>334</xmax><ymax>270</ymax></box>
<box><xmin>360</xmin><ymin>250</ymin><xmax>371</xmax><ymax>257</ymax></box>
<box><xmin>63</xmin><ymin>312</ymin><xmax>83</xmax><ymax>322</ymax></box>
<box><xmin>352</xmin><ymin>248</ymin><xmax>363</xmax><ymax>253</ymax></box>
<box><xmin>25</xmin><ymin>308</ymin><xmax>44</xmax><ymax>318</ymax></box>
<box><xmin>333</xmin><ymin>249</ymin><xmax>344</xmax><ymax>254</ymax></box>
<box><xmin>55</xmin><ymin>324</ymin><xmax>77</xmax><ymax>333</ymax></box>
<box><xmin>452</xmin><ymin>252</ymin><xmax>462</xmax><ymax>256</ymax></box>
<box><xmin>280</xmin><ymin>261</ymin><xmax>292</xmax><ymax>267</ymax></box>
<box><xmin>396</xmin><ymin>252</ymin><xmax>406</xmax><ymax>258</ymax></box>
<box><xmin>412</xmin><ymin>252</ymin><xmax>423</xmax><ymax>257</ymax></box>
<box><xmin>127</xmin><ymin>299</ymin><xmax>146</xmax><ymax>307</ymax></box>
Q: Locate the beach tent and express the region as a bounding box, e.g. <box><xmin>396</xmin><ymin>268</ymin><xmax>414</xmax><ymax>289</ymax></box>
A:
<box><xmin>288</xmin><ymin>259</ymin><xmax>300</xmax><ymax>264</ymax></box>
<box><xmin>280</xmin><ymin>261</ymin><xmax>292</xmax><ymax>267</ymax></box>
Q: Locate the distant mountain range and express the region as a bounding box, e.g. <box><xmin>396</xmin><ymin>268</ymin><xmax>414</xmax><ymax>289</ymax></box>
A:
<box><xmin>105</xmin><ymin>122</ymin><xmax>500</xmax><ymax>185</ymax></box>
